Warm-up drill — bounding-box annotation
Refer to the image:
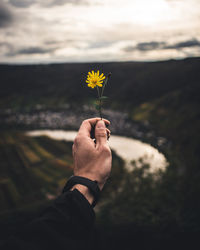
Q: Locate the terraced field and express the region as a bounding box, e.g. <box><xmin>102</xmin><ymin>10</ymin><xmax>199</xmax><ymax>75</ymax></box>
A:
<box><xmin>0</xmin><ymin>131</ymin><xmax>74</xmax><ymax>213</ymax></box>
<box><xmin>0</xmin><ymin>131</ymin><xmax>125</xmax><ymax>214</ymax></box>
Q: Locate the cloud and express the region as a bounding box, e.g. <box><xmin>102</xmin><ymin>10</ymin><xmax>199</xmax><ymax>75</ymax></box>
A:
<box><xmin>123</xmin><ymin>45</ymin><xmax>135</xmax><ymax>52</ymax></box>
<box><xmin>0</xmin><ymin>42</ymin><xmax>13</xmax><ymax>49</ymax></box>
<box><xmin>5</xmin><ymin>46</ymin><xmax>57</xmax><ymax>57</ymax></box>
<box><xmin>8</xmin><ymin>0</ymin><xmax>36</xmax><ymax>8</ymax></box>
<box><xmin>45</xmin><ymin>0</ymin><xmax>89</xmax><ymax>7</ymax></box>
<box><xmin>17</xmin><ymin>46</ymin><xmax>57</xmax><ymax>55</ymax></box>
<box><xmin>123</xmin><ymin>41</ymin><xmax>166</xmax><ymax>52</ymax></box>
<box><xmin>136</xmin><ymin>42</ymin><xmax>166</xmax><ymax>51</ymax></box>
<box><xmin>123</xmin><ymin>39</ymin><xmax>200</xmax><ymax>53</ymax></box>
<box><xmin>164</xmin><ymin>39</ymin><xmax>200</xmax><ymax>49</ymax></box>
<box><xmin>0</xmin><ymin>2</ymin><xmax>14</xmax><ymax>28</ymax></box>
<box><xmin>1</xmin><ymin>0</ymin><xmax>200</xmax><ymax>63</ymax></box>
<box><xmin>88</xmin><ymin>41</ymin><xmax>115</xmax><ymax>49</ymax></box>
<box><xmin>8</xmin><ymin>0</ymin><xmax>89</xmax><ymax>8</ymax></box>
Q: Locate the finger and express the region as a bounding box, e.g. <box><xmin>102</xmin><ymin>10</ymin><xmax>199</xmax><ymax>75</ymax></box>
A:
<box><xmin>106</xmin><ymin>128</ymin><xmax>111</xmax><ymax>140</ymax></box>
<box><xmin>78</xmin><ymin>117</ymin><xmax>110</xmax><ymax>137</ymax></box>
<box><xmin>94</xmin><ymin>128</ymin><xmax>111</xmax><ymax>144</ymax></box>
<box><xmin>95</xmin><ymin>120</ymin><xmax>107</xmax><ymax>146</ymax></box>
<box><xmin>91</xmin><ymin>122</ymin><xmax>109</xmax><ymax>139</ymax></box>
<box><xmin>106</xmin><ymin>128</ymin><xmax>111</xmax><ymax>135</ymax></box>
<box><xmin>90</xmin><ymin>118</ymin><xmax>110</xmax><ymax>139</ymax></box>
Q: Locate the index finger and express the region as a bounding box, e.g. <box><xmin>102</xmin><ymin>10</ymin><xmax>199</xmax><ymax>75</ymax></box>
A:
<box><xmin>78</xmin><ymin>117</ymin><xmax>110</xmax><ymax>137</ymax></box>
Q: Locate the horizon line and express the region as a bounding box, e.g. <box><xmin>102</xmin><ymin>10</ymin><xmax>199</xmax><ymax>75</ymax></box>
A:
<box><xmin>0</xmin><ymin>56</ymin><xmax>199</xmax><ymax>66</ymax></box>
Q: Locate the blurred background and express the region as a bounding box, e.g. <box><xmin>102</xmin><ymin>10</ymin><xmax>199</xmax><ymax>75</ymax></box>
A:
<box><xmin>0</xmin><ymin>0</ymin><xmax>200</xmax><ymax>249</ymax></box>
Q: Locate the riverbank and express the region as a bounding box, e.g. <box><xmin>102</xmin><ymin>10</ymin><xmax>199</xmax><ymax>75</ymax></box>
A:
<box><xmin>27</xmin><ymin>130</ymin><xmax>168</xmax><ymax>174</ymax></box>
<box><xmin>0</xmin><ymin>106</ymin><xmax>169</xmax><ymax>151</ymax></box>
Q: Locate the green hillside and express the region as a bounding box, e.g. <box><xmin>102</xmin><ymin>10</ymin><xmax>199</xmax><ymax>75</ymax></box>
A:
<box><xmin>131</xmin><ymin>81</ymin><xmax>200</xmax><ymax>168</ymax></box>
<box><xmin>0</xmin><ymin>57</ymin><xmax>200</xmax><ymax>110</ymax></box>
<box><xmin>0</xmin><ymin>132</ymin><xmax>74</xmax><ymax>213</ymax></box>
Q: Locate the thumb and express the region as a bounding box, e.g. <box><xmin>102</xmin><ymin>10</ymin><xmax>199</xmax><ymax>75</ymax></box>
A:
<box><xmin>95</xmin><ymin>120</ymin><xmax>107</xmax><ymax>147</ymax></box>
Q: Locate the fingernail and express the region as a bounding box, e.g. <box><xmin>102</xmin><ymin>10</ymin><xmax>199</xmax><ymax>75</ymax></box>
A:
<box><xmin>96</xmin><ymin>120</ymin><xmax>105</xmax><ymax>128</ymax></box>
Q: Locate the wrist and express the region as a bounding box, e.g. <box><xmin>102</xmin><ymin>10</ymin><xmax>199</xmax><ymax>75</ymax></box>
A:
<box><xmin>73</xmin><ymin>173</ymin><xmax>105</xmax><ymax>190</ymax></box>
<box><xmin>70</xmin><ymin>184</ymin><xmax>94</xmax><ymax>205</ymax></box>
<box><xmin>63</xmin><ymin>176</ymin><xmax>101</xmax><ymax>206</ymax></box>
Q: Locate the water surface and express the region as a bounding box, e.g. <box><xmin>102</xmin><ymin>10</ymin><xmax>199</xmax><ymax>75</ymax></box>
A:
<box><xmin>27</xmin><ymin>130</ymin><xmax>168</xmax><ymax>173</ymax></box>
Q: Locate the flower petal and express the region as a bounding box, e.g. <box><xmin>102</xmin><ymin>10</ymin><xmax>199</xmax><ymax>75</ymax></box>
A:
<box><xmin>86</xmin><ymin>70</ymin><xmax>106</xmax><ymax>89</ymax></box>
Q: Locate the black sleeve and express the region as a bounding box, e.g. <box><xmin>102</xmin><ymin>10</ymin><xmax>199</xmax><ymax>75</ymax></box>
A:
<box><xmin>3</xmin><ymin>189</ymin><xmax>95</xmax><ymax>250</ymax></box>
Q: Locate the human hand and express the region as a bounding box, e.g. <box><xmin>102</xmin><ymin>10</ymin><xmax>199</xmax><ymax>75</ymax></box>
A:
<box><xmin>72</xmin><ymin>118</ymin><xmax>112</xmax><ymax>191</ymax></box>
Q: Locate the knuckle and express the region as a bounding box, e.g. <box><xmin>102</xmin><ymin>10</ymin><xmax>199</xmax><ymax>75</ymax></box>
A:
<box><xmin>74</xmin><ymin>134</ymin><xmax>86</xmax><ymax>146</ymax></box>
<box><xmin>82</xmin><ymin>120</ymin><xmax>88</xmax><ymax>126</ymax></box>
<box><xmin>101</xmin><ymin>145</ymin><xmax>111</xmax><ymax>155</ymax></box>
<box><xmin>74</xmin><ymin>135</ymin><xmax>81</xmax><ymax>145</ymax></box>
<box><xmin>96</xmin><ymin>128</ymin><xmax>106</xmax><ymax>137</ymax></box>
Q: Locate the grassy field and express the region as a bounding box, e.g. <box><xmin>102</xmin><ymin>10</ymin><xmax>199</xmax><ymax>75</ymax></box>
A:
<box><xmin>0</xmin><ymin>131</ymin><xmax>74</xmax><ymax>213</ymax></box>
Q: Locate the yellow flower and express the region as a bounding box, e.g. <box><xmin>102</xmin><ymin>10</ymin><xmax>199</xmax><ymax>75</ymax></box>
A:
<box><xmin>86</xmin><ymin>70</ymin><xmax>106</xmax><ymax>88</ymax></box>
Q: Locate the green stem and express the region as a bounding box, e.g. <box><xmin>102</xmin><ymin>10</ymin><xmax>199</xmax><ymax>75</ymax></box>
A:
<box><xmin>96</xmin><ymin>73</ymin><xmax>111</xmax><ymax>119</ymax></box>
<box><xmin>96</xmin><ymin>86</ymin><xmax>102</xmax><ymax>119</ymax></box>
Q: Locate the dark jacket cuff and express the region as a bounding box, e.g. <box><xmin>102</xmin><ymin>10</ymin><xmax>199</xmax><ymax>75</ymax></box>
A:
<box><xmin>67</xmin><ymin>188</ymin><xmax>95</xmax><ymax>227</ymax></box>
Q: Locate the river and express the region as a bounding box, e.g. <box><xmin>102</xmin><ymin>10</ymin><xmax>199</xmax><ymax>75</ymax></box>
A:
<box><xmin>27</xmin><ymin>130</ymin><xmax>168</xmax><ymax>173</ymax></box>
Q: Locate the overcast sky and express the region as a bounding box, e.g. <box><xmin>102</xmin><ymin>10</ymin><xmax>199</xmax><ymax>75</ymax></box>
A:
<box><xmin>0</xmin><ymin>0</ymin><xmax>200</xmax><ymax>63</ymax></box>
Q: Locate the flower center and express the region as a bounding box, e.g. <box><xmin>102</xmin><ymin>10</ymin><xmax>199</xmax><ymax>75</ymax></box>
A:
<box><xmin>92</xmin><ymin>79</ymin><xmax>97</xmax><ymax>84</ymax></box>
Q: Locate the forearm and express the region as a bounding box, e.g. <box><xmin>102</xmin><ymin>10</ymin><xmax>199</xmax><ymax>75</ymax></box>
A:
<box><xmin>4</xmin><ymin>189</ymin><xmax>95</xmax><ymax>250</ymax></box>
<box><xmin>71</xmin><ymin>184</ymin><xmax>94</xmax><ymax>205</ymax></box>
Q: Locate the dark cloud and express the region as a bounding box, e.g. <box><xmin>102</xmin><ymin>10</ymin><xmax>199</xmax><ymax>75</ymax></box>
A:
<box><xmin>17</xmin><ymin>46</ymin><xmax>56</xmax><ymax>54</ymax></box>
<box><xmin>8</xmin><ymin>0</ymin><xmax>89</xmax><ymax>8</ymax></box>
<box><xmin>6</xmin><ymin>46</ymin><xmax>57</xmax><ymax>57</ymax></box>
<box><xmin>164</xmin><ymin>39</ymin><xmax>200</xmax><ymax>49</ymax></box>
<box><xmin>136</xmin><ymin>42</ymin><xmax>166</xmax><ymax>51</ymax></box>
<box><xmin>45</xmin><ymin>0</ymin><xmax>89</xmax><ymax>7</ymax></box>
<box><xmin>123</xmin><ymin>39</ymin><xmax>200</xmax><ymax>53</ymax></box>
<box><xmin>123</xmin><ymin>41</ymin><xmax>166</xmax><ymax>52</ymax></box>
<box><xmin>0</xmin><ymin>3</ymin><xmax>14</xmax><ymax>28</ymax></box>
<box><xmin>8</xmin><ymin>0</ymin><xmax>35</xmax><ymax>8</ymax></box>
